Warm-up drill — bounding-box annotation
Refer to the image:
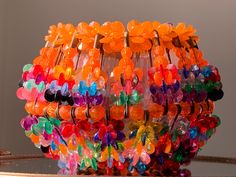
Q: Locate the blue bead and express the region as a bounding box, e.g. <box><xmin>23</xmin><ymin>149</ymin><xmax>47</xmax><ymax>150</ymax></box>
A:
<box><xmin>50</xmin><ymin>80</ymin><xmax>58</xmax><ymax>91</ymax></box>
<box><xmin>190</xmin><ymin>127</ymin><xmax>198</xmax><ymax>139</ymax></box>
<box><xmin>183</xmin><ymin>66</ymin><xmax>189</xmax><ymax>79</ymax></box>
<box><xmin>61</xmin><ymin>82</ymin><xmax>68</xmax><ymax>95</ymax></box>
<box><xmin>129</xmin><ymin>129</ymin><xmax>138</xmax><ymax>139</ymax></box>
<box><xmin>51</xmin><ymin>141</ymin><xmax>56</xmax><ymax>151</ymax></box>
<box><xmin>88</xmin><ymin>82</ymin><xmax>97</xmax><ymax>96</ymax></box>
<box><xmin>93</xmin><ymin>132</ymin><xmax>100</xmax><ymax>142</ymax></box>
<box><xmin>78</xmin><ymin>81</ymin><xmax>88</xmax><ymax>95</ymax></box>
<box><xmin>201</xmin><ymin>66</ymin><xmax>212</xmax><ymax>78</ymax></box>
<box><xmin>58</xmin><ymin>160</ymin><xmax>66</xmax><ymax>169</ymax></box>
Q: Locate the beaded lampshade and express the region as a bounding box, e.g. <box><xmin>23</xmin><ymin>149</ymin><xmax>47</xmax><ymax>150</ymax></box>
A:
<box><xmin>16</xmin><ymin>20</ymin><xmax>223</xmax><ymax>176</ymax></box>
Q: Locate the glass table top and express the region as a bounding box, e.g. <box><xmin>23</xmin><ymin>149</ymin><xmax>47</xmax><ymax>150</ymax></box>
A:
<box><xmin>0</xmin><ymin>155</ymin><xmax>236</xmax><ymax>176</ymax></box>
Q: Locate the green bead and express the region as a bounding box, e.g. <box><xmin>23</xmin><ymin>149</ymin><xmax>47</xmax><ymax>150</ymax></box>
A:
<box><xmin>86</xmin><ymin>140</ymin><xmax>94</xmax><ymax>150</ymax></box>
<box><xmin>117</xmin><ymin>142</ymin><xmax>124</xmax><ymax>151</ymax></box>
<box><xmin>205</xmin><ymin>81</ymin><xmax>214</xmax><ymax>92</ymax></box>
<box><xmin>25</xmin><ymin>80</ymin><xmax>35</xmax><ymax>90</ymax></box>
<box><xmin>23</xmin><ymin>64</ymin><xmax>33</xmax><ymax>72</ymax></box>
<box><xmin>37</xmin><ymin>81</ymin><xmax>45</xmax><ymax>93</ymax></box>
<box><xmin>160</xmin><ymin>126</ymin><xmax>169</xmax><ymax>136</ymax></box>
<box><xmin>95</xmin><ymin>143</ymin><xmax>101</xmax><ymax>153</ymax></box>
<box><xmin>206</xmin><ymin>129</ymin><xmax>213</xmax><ymax>138</ymax></box>
<box><xmin>108</xmin><ymin>145</ymin><xmax>112</xmax><ymax>155</ymax></box>
<box><xmin>78</xmin><ymin>145</ymin><xmax>83</xmax><ymax>156</ymax></box>
<box><xmin>45</xmin><ymin>121</ymin><xmax>52</xmax><ymax>134</ymax></box>
<box><xmin>172</xmin><ymin>131</ymin><xmax>178</xmax><ymax>142</ymax></box>
<box><xmin>49</xmin><ymin>118</ymin><xmax>60</xmax><ymax>127</ymax></box>
<box><xmin>119</xmin><ymin>91</ymin><xmax>128</xmax><ymax>105</ymax></box>
<box><xmin>80</xmin><ymin>160</ymin><xmax>85</xmax><ymax>170</ymax></box>
<box><xmin>91</xmin><ymin>157</ymin><xmax>97</xmax><ymax>171</ymax></box>
<box><xmin>39</xmin><ymin>117</ymin><xmax>48</xmax><ymax>123</ymax></box>
<box><xmin>195</xmin><ymin>81</ymin><xmax>203</xmax><ymax>93</ymax></box>
<box><xmin>174</xmin><ymin>151</ymin><xmax>183</xmax><ymax>162</ymax></box>
<box><xmin>185</xmin><ymin>84</ymin><xmax>192</xmax><ymax>93</ymax></box>
<box><xmin>25</xmin><ymin>130</ymin><xmax>32</xmax><ymax>137</ymax></box>
<box><xmin>128</xmin><ymin>90</ymin><xmax>140</xmax><ymax>105</ymax></box>
<box><xmin>32</xmin><ymin>125</ymin><xmax>39</xmax><ymax>136</ymax></box>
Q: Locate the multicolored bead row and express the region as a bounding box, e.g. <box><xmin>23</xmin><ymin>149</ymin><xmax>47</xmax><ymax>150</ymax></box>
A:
<box><xmin>17</xmin><ymin>21</ymin><xmax>223</xmax><ymax>176</ymax></box>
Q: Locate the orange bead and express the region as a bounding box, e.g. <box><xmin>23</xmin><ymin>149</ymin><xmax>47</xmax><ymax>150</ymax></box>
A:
<box><xmin>30</xmin><ymin>134</ymin><xmax>39</xmax><ymax>144</ymax></box>
<box><xmin>208</xmin><ymin>100</ymin><xmax>215</xmax><ymax>113</ymax></box>
<box><xmin>110</xmin><ymin>106</ymin><xmax>125</xmax><ymax>120</ymax></box>
<box><xmin>82</xmin><ymin>65</ymin><xmax>92</xmax><ymax>80</ymax></box>
<box><xmin>59</xmin><ymin>105</ymin><xmax>71</xmax><ymax>120</ymax></box>
<box><xmin>121</xmin><ymin>47</ymin><xmax>132</xmax><ymax>58</ymax></box>
<box><xmin>149</xmin><ymin>103</ymin><xmax>164</xmax><ymax>119</ymax></box>
<box><xmin>180</xmin><ymin>102</ymin><xmax>191</xmax><ymax>116</ymax></box>
<box><xmin>124</xmin><ymin>65</ymin><xmax>132</xmax><ymax>80</ymax></box>
<box><xmin>168</xmin><ymin>104</ymin><xmax>178</xmax><ymax>117</ymax></box>
<box><xmin>59</xmin><ymin>144</ymin><xmax>68</xmax><ymax>155</ymax></box>
<box><xmin>46</xmin><ymin>102</ymin><xmax>57</xmax><ymax>118</ymax></box>
<box><xmin>90</xmin><ymin>105</ymin><xmax>105</xmax><ymax>122</ymax></box>
<box><xmin>88</xmin><ymin>48</ymin><xmax>100</xmax><ymax>58</ymax></box>
<box><xmin>192</xmin><ymin>103</ymin><xmax>201</xmax><ymax>116</ymax></box>
<box><xmin>75</xmin><ymin>106</ymin><xmax>87</xmax><ymax>120</ymax></box>
<box><xmin>34</xmin><ymin>101</ymin><xmax>48</xmax><ymax>116</ymax></box>
<box><xmin>201</xmin><ymin>101</ymin><xmax>209</xmax><ymax>115</ymax></box>
<box><xmin>129</xmin><ymin>104</ymin><xmax>144</xmax><ymax>121</ymax></box>
<box><xmin>153</xmin><ymin>46</ymin><xmax>165</xmax><ymax>56</ymax></box>
<box><xmin>154</xmin><ymin>72</ymin><xmax>162</xmax><ymax>86</ymax></box>
<box><xmin>25</xmin><ymin>101</ymin><xmax>34</xmax><ymax>114</ymax></box>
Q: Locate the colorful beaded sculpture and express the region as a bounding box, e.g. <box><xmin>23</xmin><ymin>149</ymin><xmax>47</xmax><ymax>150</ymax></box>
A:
<box><xmin>17</xmin><ymin>21</ymin><xmax>223</xmax><ymax>176</ymax></box>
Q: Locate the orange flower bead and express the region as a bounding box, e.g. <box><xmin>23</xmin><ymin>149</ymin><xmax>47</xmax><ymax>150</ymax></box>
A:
<box><xmin>149</xmin><ymin>103</ymin><xmax>164</xmax><ymax>119</ymax></box>
<box><xmin>75</xmin><ymin>106</ymin><xmax>87</xmax><ymax>120</ymax></box>
<box><xmin>180</xmin><ymin>102</ymin><xmax>191</xmax><ymax>116</ymax></box>
<box><xmin>129</xmin><ymin>104</ymin><xmax>144</xmax><ymax>121</ymax></box>
<box><xmin>46</xmin><ymin>102</ymin><xmax>57</xmax><ymax>118</ymax></box>
<box><xmin>121</xmin><ymin>47</ymin><xmax>132</xmax><ymax>58</ymax></box>
<box><xmin>59</xmin><ymin>105</ymin><xmax>71</xmax><ymax>120</ymax></box>
<box><xmin>25</xmin><ymin>101</ymin><xmax>34</xmax><ymax>114</ymax></box>
<box><xmin>34</xmin><ymin>101</ymin><xmax>48</xmax><ymax>116</ymax></box>
<box><xmin>110</xmin><ymin>106</ymin><xmax>125</xmax><ymax>120</ymax></box>
<box><xmin>90</xmin><ymin>105</ymin><xmax>105</xmax><ymax>122</ymax></box>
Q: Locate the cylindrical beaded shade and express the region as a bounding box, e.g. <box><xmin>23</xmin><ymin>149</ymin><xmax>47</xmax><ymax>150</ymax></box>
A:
<box><xmin>16</xmin><ymin>20</ymin><xmax>223</xmax><ymax>176</ymax></box>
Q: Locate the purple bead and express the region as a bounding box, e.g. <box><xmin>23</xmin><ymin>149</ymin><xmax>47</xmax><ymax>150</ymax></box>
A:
<box><xmin>150</xmin><ymin>84</ymin><xmax>158</xmax><ymax>95</ymax></box>
<box><xmin>194</xmin><ymin>90</ymin><xmax>207</xmax><ymax>102</ymax></box>
<box><xmin>183</xmin><ymin>67</ymin><xmax>190</xmax><ymax>79</ymax></box>
<box><xmin>116</xmin><ymin>131</ymin><xmax>125</xmax><ymax>141</ymax></box>
<box><xmin>175</xmin><ymin>89</ymin><xmax>183</xmax><ymax>103</ymax></box>
<box><xmin>173</xmin><ymin>81</ymin><xmax>180</xmax><ymax>91</ymax></box>
<box><xmin>35</xmin><ymin>74</ymin><xmax>44</xmax><ymax>84</ymax></box>
<box><xmin>73</xmin><ymin>94</ymin><xmax>85</xmax><ymax>106</ymax></box>
<box><xmin>191</xmin><ymin>65</ymin><xmax>200</xmax><ymax>77</ymax></box>
<box><xmin>91</xmin><ymin>94</ymin><xmax>103</xmax><ymax>105</ymax></box>
<box><xmin>105</xmin><ymin>133</ymin><xmax>112</xmax><ymax>145</ymax></box>
<box><xmin>20</xmin><ymin>115</ymin><xmax>38</xmax><ymax>131</ymax></box>
<box><xmin>43</xmin><ymin>131</ymin><xmax>52</xmax><ymax>141</ymax></box>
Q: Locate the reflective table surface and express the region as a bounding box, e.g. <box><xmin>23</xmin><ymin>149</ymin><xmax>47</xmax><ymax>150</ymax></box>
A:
<box><xmin>0</xmin><ymin>155</ymin><xmax>236</xmax><ymax>176</ymax></box>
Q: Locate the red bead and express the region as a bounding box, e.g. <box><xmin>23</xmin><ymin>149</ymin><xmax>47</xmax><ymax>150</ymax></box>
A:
<box><xmin>61</xmin><ymin>123</ymin><xmax>74</xmax><ymax>138</ymax></box>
